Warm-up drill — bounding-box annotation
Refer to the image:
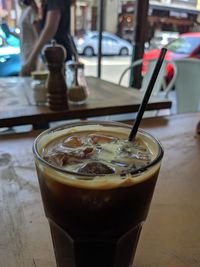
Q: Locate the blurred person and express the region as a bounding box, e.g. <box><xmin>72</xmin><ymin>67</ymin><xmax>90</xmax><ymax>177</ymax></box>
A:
<box><xmin>21</xmin><ymin>0</ymin><xmax>76</xmax><ymax>76</ymax></box>
<box><xmin>19</xmin><ymin>0</ymin><xmax>40</xmax><ymax>71</ymax></box>
<box><xmin>1</xmin><ymin>0</ymin><xmax>40</xmax><ymax>72</ymax></box>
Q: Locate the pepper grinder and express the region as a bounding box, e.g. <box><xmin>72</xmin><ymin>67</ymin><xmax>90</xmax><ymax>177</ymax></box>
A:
<box><xmin>43</xmin><ymin>40</ymin><xmax>68</xmax><ymax>110</ymax></box>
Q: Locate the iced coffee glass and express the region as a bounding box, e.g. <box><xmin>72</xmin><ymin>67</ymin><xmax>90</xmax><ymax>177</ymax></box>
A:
<box><xmin>33</xmin><ymin>121</ymin><xmax>163</xmax><ymax>267</ymax></box>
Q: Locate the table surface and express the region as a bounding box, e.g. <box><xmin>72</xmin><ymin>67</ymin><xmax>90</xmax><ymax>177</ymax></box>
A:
<box><xmin>1</xmin><ymin>112</ymin><xmax>200</xmax><ymax>267</ymax></box>
<box><xmin>0</xmin><ymin>76</ymin><xmax>171</xmax><ymax>128</ymax></box>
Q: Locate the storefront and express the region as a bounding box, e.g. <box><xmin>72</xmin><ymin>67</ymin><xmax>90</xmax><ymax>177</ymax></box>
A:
<box><xmin>149</xmin><ymin>2</ymin><xmax>199</xmax><ymax>33</ymax></box>
<box><xmin>117</xmin><ymin>0</ymin><xmax>200</xmax><ymax>42</ymax></box>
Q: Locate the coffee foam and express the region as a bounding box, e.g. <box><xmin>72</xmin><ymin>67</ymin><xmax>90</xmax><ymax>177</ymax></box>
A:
<box><xmin>35</xmin><ymin>124</ymin><xmax>162</xmax><ymax>189</ymax></box>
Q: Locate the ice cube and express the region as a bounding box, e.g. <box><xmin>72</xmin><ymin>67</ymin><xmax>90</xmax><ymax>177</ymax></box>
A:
<box><xmin>44</xmin><ymin>151</ymin><xmax>69</xmax><ymax>167</ymax></box>
<box><xmin>63</xmin><ymin>136</ymin><xmax>83</xmax><ymax>148</ymax></box>
<box><xmin>129</xmin><ymin>152</ymin><xmax>151</xmax><ymax>162</ymax></box>
<box><xmin>78</xmin><ymin>161</ymin><xmax>115</xmax><ymax>175</ymax></box>
<box><xmin>119</xmin><ymin>140</ymin><xmax>147</xmax><ymax>154</ymax></box>
<box><xmin>43</xmin><ymin>147</ymin><xmax>94</xmax><ymax>167</ymax></box>
<box><xmin>89</xmin><ymin>134</ymin><xmax>117</xmax><ymax>144</ymax></box>
<box><xmin>117</xmin><ymin>140</ymin><xmax>150</xmax><ymax>161</ymax></box>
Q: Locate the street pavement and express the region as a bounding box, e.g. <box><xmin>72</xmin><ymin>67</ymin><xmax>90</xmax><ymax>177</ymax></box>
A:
<box><xmin>80</xmin><ymin>56</ymin><xmax>132</xmax><ymax>86</ymax></box>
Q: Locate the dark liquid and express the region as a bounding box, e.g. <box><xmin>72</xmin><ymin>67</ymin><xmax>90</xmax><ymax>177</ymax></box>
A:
<box><xmin>34</xmin><ymin>125</ymin><xmax>162</xmax><ymax>267</ymax></box>
<box><xmin>36</xmin><ymin>166</ymin><xmax>159</xmax><ymax>267</ymax></box>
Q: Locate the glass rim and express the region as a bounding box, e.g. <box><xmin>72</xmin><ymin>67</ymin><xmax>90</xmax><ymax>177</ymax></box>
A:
<box><xmin>33</xmin><ymin>120</ymin><xmax>164</xmax><ymax>178</ymax></box>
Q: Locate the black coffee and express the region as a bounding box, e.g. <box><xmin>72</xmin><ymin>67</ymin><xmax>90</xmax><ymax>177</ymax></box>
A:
<box><xmin>33</xmin><ymin>122</ymin><xmax>163</xmax><ymax>267</ymax></box>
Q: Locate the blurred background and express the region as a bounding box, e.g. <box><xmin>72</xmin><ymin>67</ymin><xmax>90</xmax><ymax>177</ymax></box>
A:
<box><xmin>1</xmin><ymin>0</ymin><xmax>200</xmax><ymax>82</ymax></box>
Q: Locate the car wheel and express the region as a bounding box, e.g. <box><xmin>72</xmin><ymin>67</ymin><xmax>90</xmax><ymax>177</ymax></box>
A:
<box><xmin>83</xmin><ymin>46</ymin><xmax>94</xmax><ymax>57</ymax></box>
<box><xmin>119</xmin><ymin>47</ymin><xmax>129</xmax><ymax>56</ymax></box>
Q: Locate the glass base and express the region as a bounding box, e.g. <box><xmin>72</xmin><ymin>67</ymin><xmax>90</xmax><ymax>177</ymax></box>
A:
<box><xmin>49</xmin><ymin>219</ymin><xmax>142</xmax><ymax>267</ymax></box>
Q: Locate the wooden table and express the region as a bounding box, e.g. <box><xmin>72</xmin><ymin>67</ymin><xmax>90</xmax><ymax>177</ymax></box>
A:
<box><xmin>0</xmin><ymin>112</ymin><xmax>200</xmax><ymax>267</ymax></box>
<box><xmin>0</xmin><ymin>76</ymin><xmax>171</xmax><ymax>128</ymax></box>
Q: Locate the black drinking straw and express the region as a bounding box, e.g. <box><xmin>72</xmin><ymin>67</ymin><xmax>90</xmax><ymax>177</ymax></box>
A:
<box><xmin>129</xmin><ymin>47</ymin><xmax>167</xmax><ymax>141</ymax></box>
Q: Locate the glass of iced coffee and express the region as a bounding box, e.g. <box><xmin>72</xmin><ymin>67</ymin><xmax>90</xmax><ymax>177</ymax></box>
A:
<box><xmin>33</xmin><ymin>121</ymin><xmax>163</xmax><ymax>267</ymax></box>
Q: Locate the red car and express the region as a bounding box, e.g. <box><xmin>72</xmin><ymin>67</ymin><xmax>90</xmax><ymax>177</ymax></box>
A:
<box><xmin>143</xmin><ymin>32</ymin><xmax>200</xmax><ymax>82</ymax></box>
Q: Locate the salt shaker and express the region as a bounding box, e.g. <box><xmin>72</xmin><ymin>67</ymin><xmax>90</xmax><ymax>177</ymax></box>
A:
<box><xmin>31</xmin><ymin>71</ymin><xmax>48</xmax><ymax>106</ymax></box>
<box><xmin>43</xmin><ymin>40</ymin><xmax>68</xmax><ymax>110</ymax></box>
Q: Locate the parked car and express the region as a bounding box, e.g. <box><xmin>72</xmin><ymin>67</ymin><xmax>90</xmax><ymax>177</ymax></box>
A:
<box><xmin>143</xmin><ymin>32</ymin><xmax>200</xmax><ymax>82</ymax></box>
<box><xmin>0</xmin><ymin>25</ymin><xmax>20</xmax><ymax>47</ymax></box>
<box><xmin>149</xmin><ymin>31</ymin><xmax>179</xmax><ymax>49</ymax></box>
<box><xmin>0</xmin><ymin>36</ymin><xmax>21</xmax><ymax>77</ymax></box>
<box><xmin>74</xmin><ymin>31</ymin><xmax>133</xmax><ymax>57</ymax></box>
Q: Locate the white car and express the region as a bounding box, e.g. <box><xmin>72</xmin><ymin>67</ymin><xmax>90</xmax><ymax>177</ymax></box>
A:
<box><xmin>74</xmin><ymin>31</ymin><xmax>133</xmax><ymax>57</ymax></box>
<box><xmin>150</xmin><ymin>31</ymin><xmax>180</xmax><ymax>49</ymax></box>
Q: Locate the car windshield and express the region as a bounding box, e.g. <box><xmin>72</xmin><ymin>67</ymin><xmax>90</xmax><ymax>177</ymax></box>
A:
<box><xmin>85</xmin><ymin>32</ymin><xmax>98</xmax><ymax>38</ymax></box>
<box><xmin>166</xmin><ymin>36</ymin><xmax>200</xmax><ymax>54</ymax></box>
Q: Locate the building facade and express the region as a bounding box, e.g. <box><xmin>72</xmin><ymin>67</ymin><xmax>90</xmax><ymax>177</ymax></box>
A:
<box><xmin>1</xmin><ymin>0</ymin><xmax>200</xmax><ymax>39</ymax></box>
<box><xmin>75</xmin><ymin>0</ymin><xmax>200</xmax><ymax>41</ymax></box>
